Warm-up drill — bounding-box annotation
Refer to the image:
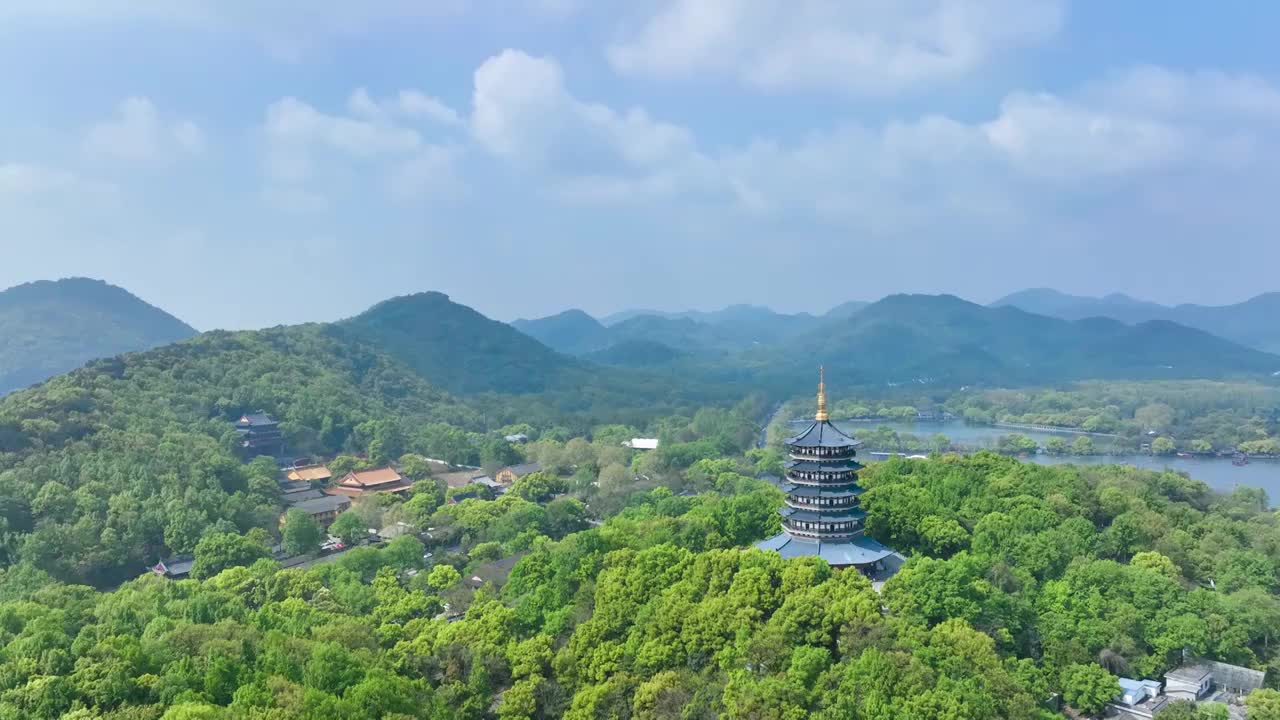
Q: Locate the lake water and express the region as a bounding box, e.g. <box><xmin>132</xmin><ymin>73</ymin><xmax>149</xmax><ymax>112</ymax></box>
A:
<box><xmin>832</xmin><ymin>419</ymin><xmax>1280</xmax><ymax>501</ymax></box>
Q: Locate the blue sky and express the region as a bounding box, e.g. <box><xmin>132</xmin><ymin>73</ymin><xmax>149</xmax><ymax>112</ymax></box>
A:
<box><xmin>2</xmin><ymin>1</ymin><xmax>1279</xmax><ymax>330</ymax></box>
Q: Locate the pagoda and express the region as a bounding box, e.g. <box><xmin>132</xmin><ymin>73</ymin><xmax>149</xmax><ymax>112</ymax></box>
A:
<box><xmin>755</xmin><ymin>369</ymin><xmax>901</xmax><ymax>577</ymax></box>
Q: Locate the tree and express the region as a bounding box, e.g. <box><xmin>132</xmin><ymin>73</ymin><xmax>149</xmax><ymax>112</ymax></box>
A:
<box><xmin>929</xmin><ymin>433</ymin><xmax>952</xmax><ymax>454</ymax></box>
<box><xmin>918</xmin><ymin>516</ymin><xmax>969</xmax><ymax>556</ymax></box>
<box><xmin>510</xmin><ymin>471</ymin><xmax>566</xmax><ymax>503</ymax></box>
<box><xmin>995</xmin><ymin>434</ymin><xmax>1038</xmax><ymax>455</ymax></box>
<box><xmin>398</xmin><ymin>453</ymin><xmax>436</xmax><ymax>481</ymax></box>
<box><xmin>329</xmin><ymin>511</ymin><xmax>366</xmax><ymax>546</ymax></box>
<box><xmin>1135</xmin><ymin>403</ymin><xmax>1175</xmax><ymax>433</ymax></box>
<box><xmin>1246</xmin><ymin>689</ymin><xmax>1280</xmax><ymax>720</ymax></box>
<box><xmin>1071</xmin><ymin>436</ymin><xmax>1095</xmax><ymax>455</ymax></box>
<box><xmin>598</xmin><ymin>463</ymin><xmax>631</xmax><ymax>492</ymax></box>
<box><xmin>427</xmin><ymin>564</ymin><xmax>461</xmax><ymax>591</ymax></box>
<box><xmin>305</xmin><ymin>641</ymin><xmax>364</xmax><ymax>694</ymax></box>
<box><xmin>282</xmin><ymin>509</ymin><xmax>323</xmax><ymax>556</ymax></box>
<box><xmin>1151</xmin><ymin>436</ymin><xmax>1177</xmax><ymax>455</ymax></box>
<box><xmin>1060</xmin><ymin>663</ymin><xmax>1118</xmax><ymax>715</ymax></box>
<box><xmin>190</xmin><ymin>532</ymin><xmax>270</xmax><ymax>579</ymax></box>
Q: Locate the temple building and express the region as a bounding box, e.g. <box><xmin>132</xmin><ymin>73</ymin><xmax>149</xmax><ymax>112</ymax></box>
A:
<box><xmin>755</xmin><ymin>369</ymin><xmax>903</xmax><ymax>582</ymax></box>
<box><xmin>235</xmin><ymin>412</ymin><xmax>283</xmax><ymax>456</ymax></box>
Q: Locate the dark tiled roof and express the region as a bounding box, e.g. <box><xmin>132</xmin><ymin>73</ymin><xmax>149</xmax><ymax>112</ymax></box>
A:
<box><xmin>786</xmin><ymin>421</ymin><xmax>859</xmax><ymax>449</ymax></box>
<box><xmin>283</xmin><ymin>489</ymin><xmax>325</xmax><ymax>504</ymax></box>
<box><xmin>236</xmin><ymin>413</ymin><xmax>277</xmax><ymax>428</ymax></box>
<box><xmin>779</xmin><ymin>507</ymin><xmax>868</xmax><ymax>523</ymax></box>
<box><xmin>753</xmin><ymin>533</ymin><xmax>897</xmax><ymax>567</ymax></box>
<box><xmin>292</xmin><ymin>495</ymin><xmax>352</xmax><ymax>515</ymax></box>
<box><xmin>783</xmin><ymin>484</ymin><xmax>865</xmax><ymax>498</ymax></box>
<box><xmin>784</xmin><ymin>458</ymin><xmax>863</xmax><ymax>472</ymax></box>
<box><xmin>278</xmin><ymin>480</ymin><xmax>311</xmax><ymax>494</ymax></box>
<box><xmin>501</xmin><ymin>463</ymin><xmax>542</xmax><ymax>478</ymax></box>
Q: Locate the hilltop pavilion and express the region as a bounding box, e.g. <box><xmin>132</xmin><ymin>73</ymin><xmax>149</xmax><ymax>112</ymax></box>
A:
<box><xmin>755</xmin><ymin>369</ymin><xmax>903</xmax><ymax>580</ymax></box>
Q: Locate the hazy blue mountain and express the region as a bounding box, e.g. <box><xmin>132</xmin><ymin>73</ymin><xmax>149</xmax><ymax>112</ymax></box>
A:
<box><xmin>993</xmin><ymin>288</ymin><xmax>1280</xmax><ymax>353</ymax></box>
<box><xmin>511</xmin><ymin>309</ymin><xmax>611</xmax><ymax>355</ymax></box>
<box><xmin>766</xmin><ymin>294</ymin><xmax>1280</xmax><ymax>386</ymax></box>
<box><xmin>525</xmin><ymin>303</ymin><xmax>833</xmax><ymax>360</ymax></box>
<box><xmin>0</xmin><ymin>278</ymin><xmax>197</xmax><ymax>394</ymax></box>
<box><xmin>821</xmin><ymin>300</ymin><xmax>871</xmax><ymax>319</ymax></box>
<box><xmin>582</xmin><ymin>339</ymin><xmax>687</xmax><ymax>367</ymax></box>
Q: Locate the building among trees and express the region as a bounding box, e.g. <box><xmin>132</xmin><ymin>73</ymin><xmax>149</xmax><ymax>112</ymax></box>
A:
<box><xmin>756</xmin><ymin>369</ymin><xmax>903</xmax><ymax>582</ymax></box>
<box><xmin>286</xmin><ymin>494</ymin><xmax>351</xmax><ymax>528</ymax></box>
<box><xmin>234</xmin><ymin>412</ymin><xmax>283</xmax><ymax>456</ymax></box>
<box><xmin>327</xmin><ymin>466</ymin><xmax>412</xmax><ymax>497</ymax></box>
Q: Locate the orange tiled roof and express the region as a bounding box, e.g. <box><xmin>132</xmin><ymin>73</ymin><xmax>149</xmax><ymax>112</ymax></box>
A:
<box><xmin>339</xmin><ymin>467</ymin><xmax>405</xmax><ymax>488</ymax></box>
<box><xmin>286</xmin><ymin>465</ymin><xmax>332</xmax><ymax>482</ymax></box>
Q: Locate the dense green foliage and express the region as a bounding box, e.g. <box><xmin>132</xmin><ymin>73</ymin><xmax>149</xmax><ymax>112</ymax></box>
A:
<box><xmin>0</xmin><ymin>451</ymin><xmax>1275</xmax><ymax>718</ymax></box>
<box><xmin>947</xmin><ymin>381</ymin><xmax>1280</xmax><ymax>454</ymax></box>
<box><xmin>863</xmin><ymin>454</ymin><xmax>1280</xmax><ymax>689</ymax></box>
<box><xmin>0</xmin><ymin>325</ymin><xmax>480</xmax><ymax>585</ymax></box>
<box><xmin>0</xmin><ymin>287</ymin><xmax>771</xmax><ymax>586</ymax></box>
<box><xmin>0</xmin><ymin>278</ymin><xmax>195</xmax><ymax>395</ymax></box>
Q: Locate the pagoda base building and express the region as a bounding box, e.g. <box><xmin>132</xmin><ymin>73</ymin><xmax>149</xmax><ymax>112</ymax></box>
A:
<box><xmin>755</xmin><ymin>369</ymin><xmax>904</xmax><ymax>584</ymax></box>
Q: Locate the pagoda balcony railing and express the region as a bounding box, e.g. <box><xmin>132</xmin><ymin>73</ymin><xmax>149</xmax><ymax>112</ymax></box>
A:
<box><xmin>784</xmin><ymin>525</ymin><xmax>863</xmax><ymax>541</ymax></box>
<box><xmin>789</xmin><ymin>450</ymin><xmax>857</xmax><ymax>461</ymax></box>
<box><xmin>785</xmin><ymin>473</ymin><xmax>857</xmax><ymax>487</ymax></box>
<box><xmin>784</xmin><ymin>519</ymin><xmax>863</xmax><ymax>536</ymax></box>
<box><xmin>787</xmin><ymin>470</ymin><xmax>856</xmax><ymax>483</ymax></box>
<box><xmin>786</xmin><ymin>497</ymin><xmax>859</xmax><ymax>511</ymax></box>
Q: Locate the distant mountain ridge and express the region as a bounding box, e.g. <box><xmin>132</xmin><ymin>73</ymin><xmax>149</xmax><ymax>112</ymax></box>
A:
<box><xmin>515</xmin><ymin>292</ymin><xmax>1279</xmax><ymax>387</ymax></box>
<box><xmin>0</xmin><ymin>278</ymin><xmax>196</xmax><ymax>394</ymax></box>
<box><xmin>517</xmin><ymin>301</ymin><xmax>871</xmax><ymax>362</ymax></box>
<box><xmin>993</xmin><ymin>288</ymin><xmax>1280</xmax><ymax>353</ymax></box>
<box><xmin>769</xmin><ymin>293</ymin><xmax>1280</xmax><ymax>387</ymax></box>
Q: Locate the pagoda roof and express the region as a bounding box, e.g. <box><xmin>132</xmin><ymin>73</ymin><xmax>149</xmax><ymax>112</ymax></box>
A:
<box><xmin>785</xmin><ymin>458</ymin><xmax>863</xmax><ymax>472</ymax></box>
<box><xmin>782</xmin><ymin>484</ymin><xmax>865</xmax><ymax>498</ymax></box>
<box><xmin>754</xmin><ymin>533</ymin><xmax>899</xmax><ymax>568</ymax></box>
<box><xmin>779</xmin><ymin>507</ymin><xmax>867</xmax><ymax>523</ymax></box>
<box><xmin>785</xmin><ymin>420</ymin><xmax>859</xmax><ymax>449</ymax></box>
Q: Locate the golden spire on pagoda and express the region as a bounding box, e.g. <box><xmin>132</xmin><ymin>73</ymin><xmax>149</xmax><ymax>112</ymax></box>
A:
<box><xmin>815</xmin><ymin>366</ymin><xmax>829</xmax><ymax>422</ymax></box>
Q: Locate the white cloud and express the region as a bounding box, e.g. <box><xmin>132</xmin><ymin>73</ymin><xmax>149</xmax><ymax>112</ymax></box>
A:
<box><xmin>982</xmin><ymin>92</ymin><xmax>1186</xmax><ymax>179</ymax></box>
<box><xmin>981</xmin><ymin>66</ymin><xmax>1280</xmax><ymax>181</ymax></box>
<box><xmin>261</xmin><ymin>93</ymin><xmax>462</xmax><ymax>209</ymax></box>
<box><xmin>0</xmin><ymin>163</ymin><xmax>118</xmax><ymax>202</ymax></box>
<box><xmin>347</xmin><ymin>88</ymin><xmax>463</xmax><ymax>127</ymax></box>
<box><xmin>397</xmin><ymin>91</ymin><xmax>463</xmax><ymax>127</ymax></box>
<box><xmin>711</xmin><ymin>63</ymin><xmax>1280</xmax><ymax>232</ymax></box>
<box><xmin>607</xmin><ymin>0</ymin><xmax>1064</xmax><ymax>95</ymax></box>
<box><xmin>84</xmin><ymin>97</ymin><xmax>204</xmax><ymax>165</ymax></box>
<box><xmin>470</xmin><ymin>49</ymin><xmax>715</xmax><ymax>202</ymax></box>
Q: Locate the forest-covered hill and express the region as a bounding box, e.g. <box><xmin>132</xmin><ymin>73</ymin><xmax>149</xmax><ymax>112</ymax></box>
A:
<box><xmin>764</xmin><ymin>294</ymin><xmax>1280</xmax><ymax>387</ymax></box>
<box><xmin>0</xmin><ymin>278</ymin><xmax>196</xmax><ymax>395</ymax></box>
<box><xmin>995</xmin><ymin>288</ymin><xmax>1280</xmax><ymax>354</ymax></box>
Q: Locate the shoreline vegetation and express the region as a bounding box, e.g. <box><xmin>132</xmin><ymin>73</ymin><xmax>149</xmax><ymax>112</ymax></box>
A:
<box><xmin>768</xmin><ymin>380</ymin><xmax>1280</xmax><ymax>459</ymax></box>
